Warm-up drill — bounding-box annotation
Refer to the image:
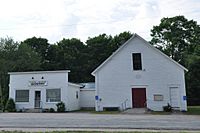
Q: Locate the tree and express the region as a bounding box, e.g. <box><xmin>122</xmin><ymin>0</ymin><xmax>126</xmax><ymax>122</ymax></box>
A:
<box><xmin>13</xmin><ymin>43</ymin><xmax>42</xmax><ymax>72</ymax></box>
<box><xmin>56</xmin><ymin>38</ymin><xmax>87</xmax><ymax>82</ymax></box>
<box><xmin>150</xmin><ymin>16</ymin><xmax>200</xmax><ymax>105</ymax></box>
<box><xmin>0</xmin><ymin>37</ymin><xmax>18</xmax><ymax>110</ymax></box>
<box><xmin>150</xmin><ymin>15</ymin><xmax>200</xmax><ymax>65</ymax></box>
<box><xmin>23</xmin><ymin>37</ymin><xmax>50</xmax><ymax>70</ymax></box>
<box><xmin>45</xmin><ymin>45</ymin><xmax>60</xmax><ymax>70</ymax></box>
<box><xmin>85</xmin><ymin>34</ymin><xmax>113</xmax><ymax>81</ymax></box>
<box><xmin>111</xmin><ymin>31</ymin><xmax>133</xmax><ymax>51</ymax></box>
<box><xmin>186</xmin><ymin>57</ymin><xmax>200</xmax><ymax>105</ymax></box>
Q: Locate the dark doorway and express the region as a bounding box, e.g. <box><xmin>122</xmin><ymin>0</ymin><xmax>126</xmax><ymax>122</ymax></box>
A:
<box><xmin>35</xmin><ymin>91</ymin><xmax>41</xmax><ymax>108</ymax></box>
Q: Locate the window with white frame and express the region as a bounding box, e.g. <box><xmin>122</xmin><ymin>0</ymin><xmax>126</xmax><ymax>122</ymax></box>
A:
<box><xmin>46</xmin><ymin>89</ymin><xmax>61</xmax><ymax>102</ymax></box>
<box><xmin>15</xmin><ymin>90</ymin><xmax>29</xmax><ymax>102</ymax></box>
<box><xmin>132</xmin><ymin>53</ymin><xmax>142</xmax><ymax>70</ymax></box>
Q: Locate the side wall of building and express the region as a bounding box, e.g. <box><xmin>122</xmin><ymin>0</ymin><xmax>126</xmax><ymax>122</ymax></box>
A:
<box><xmin>66</xmin><ymin>84</ymin><xmax>80</xmax><ymax>111</ymax></box>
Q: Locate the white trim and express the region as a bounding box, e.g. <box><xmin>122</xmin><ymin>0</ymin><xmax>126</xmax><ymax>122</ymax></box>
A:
<box><xmin>80</xmin><ymin>89</ymin><xmax>95</xmax><ymax>91</ymax></box>
<box><xmin>130</xmin><ymin>85</ymin><xmax>148</xmax><ymax>87</ymax></box>
<box><xmin>8</xmin><ymin>70</ymin><xmax>70</xmax><ymax>75</ymax></box>
<box><xmin>68</xmin><ymin>82</ymin><xmax>83</xmax><ymax>88</ymax></box>
<box><xmin>91</xmin><ymin>33</ymin><xmax>188</xmax><ymax>75</ymax></box>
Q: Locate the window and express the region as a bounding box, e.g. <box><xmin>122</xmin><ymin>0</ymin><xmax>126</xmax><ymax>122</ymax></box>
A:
<box><xmin>15</xmin><ymin>90</ymin><xmax>29</xmax><ymax>102</ymax></box>
<box><xmin>76</xmin><ymin>91</ymin><xmax>79</xmax><ymax>99</ymax></box>
<box><xmin>46</xmin><ymin>89</ymin><xmax>61</xmax><ymax>102</ymax></box>
<box><xmin>132</xmin><ymin>53</ymin><xmax>142</xmax><ymax>70</ymax></box>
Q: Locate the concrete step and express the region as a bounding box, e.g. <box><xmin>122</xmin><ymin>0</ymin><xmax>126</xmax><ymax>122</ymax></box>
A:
<box><xmin>122</xmin><ymin>108</ymin><xmax>146</xmax><ymax>114</ymax></box>
<box><xmin>25</xmin><ymin>108</ymin><xmax>42</xmax><ymax>113</ymax></box>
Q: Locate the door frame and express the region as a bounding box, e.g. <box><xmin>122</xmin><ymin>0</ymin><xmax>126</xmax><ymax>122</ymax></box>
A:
<box><xmin>132</xmin><ymin>88</ymin><xmax>146</xmax><ymax>108</ymax></box>
<box><xmin>34</xmin><ymin>90</ymin><xmax>41</xmax><ymax>108</ymax></box>
<box><xmin>169</xmin><ymin>86</ymin><xmax>180</xmax><ymax>108</ymax></box>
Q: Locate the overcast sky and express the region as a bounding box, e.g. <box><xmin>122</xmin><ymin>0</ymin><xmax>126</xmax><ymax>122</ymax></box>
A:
<box><xmin>0</xmin><ymin>0</ymin><xmax>199</xmax><ymax>43</ymax></box>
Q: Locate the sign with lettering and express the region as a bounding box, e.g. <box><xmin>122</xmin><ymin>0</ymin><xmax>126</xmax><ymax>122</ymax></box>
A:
<box><xmin>29</xmin><ymin>81</ymin><xmax>48</xmax><ymax>86</ymax></box>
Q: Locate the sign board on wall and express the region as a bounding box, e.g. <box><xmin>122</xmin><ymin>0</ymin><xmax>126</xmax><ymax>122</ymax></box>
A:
<box><xmin>29</xmin><ymin>81</ymin><xmax>48</xmax><ymax>86</ymax></box>
<box><xmin>154</xmin><ymin>94</ymin><xmax>164</xmax><ymax>101</ymax></box>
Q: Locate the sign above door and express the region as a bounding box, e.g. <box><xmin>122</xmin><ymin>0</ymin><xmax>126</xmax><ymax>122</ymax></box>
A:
<box><xmin>28</xmin><ymin>81</ymin><xmax>48</xmax><ymax>87</ymax></box>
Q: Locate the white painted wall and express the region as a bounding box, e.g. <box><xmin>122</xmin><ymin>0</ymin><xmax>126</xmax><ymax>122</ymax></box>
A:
<box><xmin>9</xmin><ymin>71</ymin><xmax>80</xmax><ymax>111</ymax></box>
<box><xmin>94</xmin><ymin>35</ymin><xmax>187</xmax><ymax>111</ymax></box>
<box><xmin>66</xmin><ymin>84</ymin><xmax>80</xmax><ymax>111</ymax></box>
<box><xmin>80</xmin><ymin>89</ymin><xmax>95</xmax><ymax>108</ymax></box>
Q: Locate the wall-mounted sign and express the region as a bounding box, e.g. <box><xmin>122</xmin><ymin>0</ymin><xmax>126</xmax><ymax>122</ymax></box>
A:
<box><xmin>154</xmin><ymin>94</ymin><xmax>164</xmax><ymax>101</ymax></box>
<box><xmin>95</xmin><ymin>95</ymin><xmax>99</xmax><ymax>100</ymax></box>
<box><xmin>29</xmin><ymin>81</ymin><xmax>48</xmax><ymax>86</ymax></box>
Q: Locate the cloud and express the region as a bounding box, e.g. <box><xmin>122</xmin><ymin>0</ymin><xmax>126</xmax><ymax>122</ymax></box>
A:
<box><xmin>0</xmin><ymin>0</ymin><xmax>199</xmax><ymax>43</ymax></box>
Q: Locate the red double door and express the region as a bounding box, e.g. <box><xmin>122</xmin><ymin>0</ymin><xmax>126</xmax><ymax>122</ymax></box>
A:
<box><xmin>132</xmin><ymin>88</ymin><xmax>146</xmax><ymax>108</ymax></box>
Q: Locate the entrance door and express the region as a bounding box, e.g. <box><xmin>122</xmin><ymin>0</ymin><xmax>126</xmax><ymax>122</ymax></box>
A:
<box><xmin>35</xmin><ymin>91</ymin><xmax>41</xmax><ymax>108</ymax></box>
<box><xmin>170</xmin><ymin>87</ymin><xmax>179</xmax><ymax>108</ymax></box>
<box><xmin>132</xmin><ymin>88</ymin><xmax>146</xmax><ymax>108</ymax></box>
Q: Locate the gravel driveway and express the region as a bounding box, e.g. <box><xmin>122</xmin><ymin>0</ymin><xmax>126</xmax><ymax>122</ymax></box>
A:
<box><xmin>0</xmin><ymin>113</ymin><xmax>199</xmax><ymax>130</ymax></box>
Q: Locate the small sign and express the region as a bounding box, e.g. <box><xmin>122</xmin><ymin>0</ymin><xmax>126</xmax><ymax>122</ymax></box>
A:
<box><xmin>29</xmin><ymin>81</ymin><xmax>48</xmax><ymax>86</ymax></box>
<box><xmin>154</xmin><ymin>94</ymin><xmax>164</xmax><ymax>101</ymax></box>
<box><xmin>183</xmin><ymin>96</ymin><xmax>187</xmax><ymax>101</ymax></box>
<box><xmin>95</xmin><ymin>95</ymin><xmax>99</xmax><ymax>100</ymax></box>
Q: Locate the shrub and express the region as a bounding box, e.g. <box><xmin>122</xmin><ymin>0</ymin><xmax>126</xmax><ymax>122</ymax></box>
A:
<box><xmin>163</xmin><ymin>103</ymin><xmax>172</xmax><ymax>112</ymax></box>
<box><xmin>56</xmin><ymin>101</ymin><xmax>65</xmax><ymax>112</ymax></box>
<box><xmin>5</xmin><ymin>98</ymin><xmax>16</xmax><ymax>112</ymax></box>
<box><xmin>50</xmin><ymin>108</ymin><xmax>55</xmax><ymax>113</ymax></box>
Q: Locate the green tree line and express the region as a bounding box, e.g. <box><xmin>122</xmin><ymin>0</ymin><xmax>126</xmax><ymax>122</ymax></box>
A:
<box><xmin>0</xmin><ymin>15</ymin><xmax>199</xmax><ymax>111</ymax></box>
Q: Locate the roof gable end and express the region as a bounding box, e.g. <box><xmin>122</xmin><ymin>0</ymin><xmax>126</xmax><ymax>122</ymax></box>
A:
<box><xmin>91</xmin><ymin>33</ymin><xmax>188</xmax><ymax>76</ymax></box>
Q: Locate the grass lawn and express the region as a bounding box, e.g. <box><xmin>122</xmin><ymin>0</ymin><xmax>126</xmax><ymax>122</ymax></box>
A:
<box><xmin>186</xmin><ymin>106</ymin><xmax>200</xmax><ymax>115</ymax></box>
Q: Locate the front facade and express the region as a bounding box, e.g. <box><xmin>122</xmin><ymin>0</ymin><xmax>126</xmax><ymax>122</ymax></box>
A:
<box><xmin>92</xmin><ymin>34</ymin><xmax>187</xmax><ymax>111</ymax></box>
<box><xmin>9</xmin><ymin>70</ymin><xmax>81</xmax><ymax>111</ymax></box>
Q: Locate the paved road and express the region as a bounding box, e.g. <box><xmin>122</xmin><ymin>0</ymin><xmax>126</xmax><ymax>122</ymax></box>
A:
<box><xmin>0</xmin><ymin>113</ymin><xmax>200</xmax><ymax>130</ymax></box>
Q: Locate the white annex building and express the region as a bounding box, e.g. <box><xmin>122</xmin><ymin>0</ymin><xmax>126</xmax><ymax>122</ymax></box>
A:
<box><xmin>9</xmin><ymin>70</ymin><xmax>82</xmax><ymax>111</ymax></box>
<box><xmin>92</xmin><ymin>34</ymin><xmax>187</xmax><ymax>111</ymax></box>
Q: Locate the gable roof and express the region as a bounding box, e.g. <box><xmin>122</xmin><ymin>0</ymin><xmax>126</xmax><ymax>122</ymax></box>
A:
<box><xmin>91</xmin><ymin>33</ymin><xmax>188</xmax><ymax>76</ymax></box>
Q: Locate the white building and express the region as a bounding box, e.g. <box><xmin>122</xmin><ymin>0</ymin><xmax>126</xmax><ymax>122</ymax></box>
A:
<box><xmin>8</xmin><ymin>70</ymin><xmax>82</xmax><ymax>111</ymax></box>
<box><xmin>80</xmin><ymin>83</ymin><xmax>95</xmax><ymax>109</ymax></box>
<box><xmin>92</xmin><ymin>34</ymin><xmax>188</xmax><ymax>111</ymax></box>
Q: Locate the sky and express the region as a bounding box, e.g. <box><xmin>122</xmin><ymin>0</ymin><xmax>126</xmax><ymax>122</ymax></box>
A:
<box><xmin>0</xmin><ymin>0</ymin><xmax>200</xmax><ymax>44</ymax></box>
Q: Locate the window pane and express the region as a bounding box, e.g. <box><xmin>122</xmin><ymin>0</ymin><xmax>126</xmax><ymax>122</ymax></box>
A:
<box><xmin>46</xmin><ymin>89</ymin><xmax>61</xmax><ymax>102</ymax></box>
<box><xmin>16</xmin><ymin>90</ymin><xmax>29</xmax><ymax>102</ymax></box>
<box><xmin>132</xmin><ymin>53</ymin><xmax>142</xmax><ymax>70</ymax></box>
